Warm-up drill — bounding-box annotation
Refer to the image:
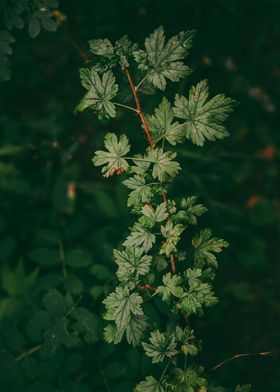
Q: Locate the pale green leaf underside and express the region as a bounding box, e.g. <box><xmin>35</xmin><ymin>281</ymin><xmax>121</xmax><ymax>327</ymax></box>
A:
<box><xmin>76</xmin><ymin>69</ymin><xmax>118</xmax><ymax>120</ymax></box>
<box><xmin>146</xmin><ymin>97</ymin><xmax>184</xmax><ymax>145</ymax></box>
<box><xmin>103</xmin><ymin>286</ymin><xmax>144</xmax><ymax>331</ymax></box>
<box><xmin>123</xmin><ymin>223</ymin><xmax>156</xmax><ymax>253</ymax></box>
<box><xmin>192</xmin><ymin>228</ymin><xmax>229</xmax><ymax>267</ymax></box>
<box><xmin>114</xmin><ymin>246</ymin><xmax>152</xmax><ymax>282</ymax></box>
<box><xmin>142</xmin><ymin>330</ymin><xmax>177</xmax><ymax>363</ymax></box>
<box><xmin>92</xmin><ymin>132</ymin><xmax>130</xmax><ymax>177</ymax></box>
<box><xmin>174</xmin><ymin>79</ymin><xmax>235</xmax><ymax>146</ymax></box>
<box><xmin>134</xmin><ymin>26</ymin><xmax>194</xmax><ymax>90</ymax></box>
<box><xmin>156</xmin><ymin>272</ymin><xmax>183</xmax><ymax>301</ymax></box>
<box><xmin>123</xmin><ymin>175</ymin><xmax>155</xmax><ymax>207</ymax></box>
<box><xmin>136</xmin><ymin>376</ymin><xmax>165</xmax><ymax>392</ymax></box>
<box><xmin>135</xmin><ymin>376</ymin><xmax>165</xmax><ymax>392</ymax></box>
<box><xmin>147</xmin><ymin>148</ymin><xmax>181</xmax><ymax>182</ymax></box>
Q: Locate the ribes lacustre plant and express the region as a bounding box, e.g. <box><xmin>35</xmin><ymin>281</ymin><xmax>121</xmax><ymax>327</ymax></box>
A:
<box><xmin>76</xmin><ymin>26</ymin><xmax>250</xmax><ymax>392</ymax></box>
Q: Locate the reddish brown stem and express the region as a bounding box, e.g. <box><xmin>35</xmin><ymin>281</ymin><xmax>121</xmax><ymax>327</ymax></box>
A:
<box><xmin>209</xmin><ymin>350</ymin><xmax>275</xmax><ymax>373</ymax></box>
<box><xmin>170</xmin><ymin>254</ymin><xmax>176</xmax><ymax>274</ymax></box>
<box><xmin>124</xmin><ymin>68</ymin><xmax>176</xmax><ymax>274</ymax></box>
<box><xmin>124</xmin><ymin>68</ymin><xmax>155</xmax><ymax>149</ymax></box>
<box><xmin>138</xmin><ymin>284</ymin><xmax>157</xmax><ymax>292</ymax></box>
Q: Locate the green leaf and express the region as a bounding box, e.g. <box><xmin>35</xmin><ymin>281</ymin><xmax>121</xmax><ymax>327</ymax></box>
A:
<box><xmin>104</xmin><ymin>324</ymin><xmax>123</xmax><ymax>345</ymax></box>
<box><xmin>177</xmin><ymin>269</ymin><xmax>217</xmax><ymax>315</ymax></box>
<box><xmin>123</xmin><ymin>175</ymin><xmax>155</xmax><ymax>207</ymax></box>
<box><xmin>1</xmin><ymin>262</ymin><xmax>38</xmax><ymax>296</ymax></box>
<box><xmin>93</xmin><ymin>133</ymin><xmax>130</xmax><ymax>177</ymax></box>
<box><xmin>156</xmin><ymin>272</ymin><xmax>183</xmax><ymax>302</ymax></box>
<box><xmin>89</xmin><ymin>35</ymin><xmax>135</xmax><ymax>69</ymax></box>
<box><xmin>175</xmin><ymin>326</ymin><xmax>198</xmax><ymax>356</ymax></box>
<box><xmin>147</xmin><ymin>148</ymin><xmax>181</xmax><ymax>182</ymax></box>
<box><xmin>141</xmin><ymin>202</ymin><xmax>168</xmax><ymax>227</ymax></box>
<box><xmin>146</xmin><ymin>97</ymin><xmax>184</xmax><ymax>145</ymax></box>
<box><xmin>103</xmin><ymin>286</ymin><xmax>144</xmax><ymax>332</ymax></box>
<box><xmin>160</xmin><ymin>220</ymin><xmax>185</xmax><ymax>256</ymax></box>
<box><xmin>114</xmin><ymin>246</ymin><xmax>152</xmax><ymax>283</ymax></box>
<box><xmin>66</xmin><ymin>249</ymin><xmax>92</xmax><ymax>269</ymax></box>
<box><xmin>42</xmin><ymin>288</ymin><xmax>68</xmax><ymax>319</ymax></box>
<box><xmin>90</xmin><ymin>264</ymin><xmax>111</xmax><ymax>280</ymax></box>
<box><xmin>28</xmin><ymin>247</ymin><xmax>60</xmax><ymax>267</ymax></box>
<box><xmin>28</xmin><ymin>18</ymin><xmax>41</xmax><ymax>38</ymax></box>
<box><xmin>26</xmin><ymin>310</ymin><xmax>52</xmax><ymax>342</ymax></box>
<box><xmin>114</xmin><ymin>35</ymin><xmax>136</xmax><ymax>68</ymax></box>
<box><xmin>43</xmin><ymin>318</ymin><xmax>80</xmax><ymax>352</ymax></box>
<box><xmin>89</xmin><ymin>38</ymin><xmax>114</xmax><ymax>56</ymax></box>
<box><xmin>142</xmin><ymin>330</ymin><xmax>177</xmax><ymax>363</ymax></box>
<box><xmin>172</xmin><ymin>366</ymin><xmax>206</xmax><ymax>392</ymax></box>
<box><xmin>41</xmin><ymin>16</ymin><xmax>57</xmax><ymax>32</ymax></box>
<box><xmin>76</xmin><ymin>69</ymin><xmax>118</xmax><ymax>120</ymax></box>
<box><xmin>130</xmin><ymin>154</ymin><xmax>151</xmax><ymax>175</ymax></box>
<box><xmin>126</xmin><ymin>314</ymin><xmax>148</xmax><ymax>347</ymax></box>
<box><xmin>123</xmin><ymin>223</ymin><xmax>155</xmax><ymax>253</ymax></box>
<box><xmin>136</xmin><ymin>376</ymin><xmax>165</xmax><ymax>392</ymax></box>
<box><xmin>192</xmin><ymin>229</ymin><xmax>229</xmax><ymax>268</ymax></box>
<box><xmin>134</xmin><ymin>26</ymin><xmax>194</xmax><ymax>90</ymax></box>
<box><xmin>72</xmin><ymin>307</ymin><xmax>100</xmax><ymax>344</ymax></box>
<box><xmin>174</xmin><ymin>79</ymin><xmax>235</xmax><ymax>146</ymax></box>
<box><xmin>176</xmin><ymin>196</ymin><xmax>208</xmax><ymax>225</ymax></box>
<box><xmin>235</xmin><ymin>385</ymin><xmax>251</xmax><ymax>392</ymax></box>
<box><xmin>0</xmin><ymin>144</ymin><xmax>24</xmax><ymax>156</ymax></box>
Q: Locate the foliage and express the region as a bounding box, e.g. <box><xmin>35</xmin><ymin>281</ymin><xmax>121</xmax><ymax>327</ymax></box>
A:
<box><xmin>1</xmin><ymin>1</ymin><xmax>279</xmax><ymax>391</ymax></box>
<box><xmin>76</xmin><ymin>24</ymin><xmax>252</xmax><ymax>391</ymax></box>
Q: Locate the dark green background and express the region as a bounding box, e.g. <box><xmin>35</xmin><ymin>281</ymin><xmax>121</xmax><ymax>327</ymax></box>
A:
<box><xmin>0</xmin><ymin>0</ymin><xmax>279</xmax><ymax>391</ymax></box>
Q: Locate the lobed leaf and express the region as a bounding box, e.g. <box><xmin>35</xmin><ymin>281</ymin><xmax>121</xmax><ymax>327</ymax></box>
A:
<box><xmin>136</xmin><ymin>376</ymin><xmax>165</xmax><ymax>392</ymax></box>
<box><xmin>156</xmin><ymin>272</ymin><xmax>183</xmax><ymax>302</ymax></box>
<box><xmin>123</xmin><ymin>175</ymin><xmax>155</xmax><ymax>207</ymax></box>
<box><xmin>93</xmin><ymin>133</ymin><xmax>130</xmax><ymax>177</ymax></box>
<box><xmin>134</xmin><ymin>26</ymin><xmax>194</xmax><ymax>90</ymax></box>
<box><xmin>142</xmin><ymin>330</ymin><xmax>177</xmax><ymax>363</ymax></box>
<box><xmin>76</xmin><ymin>69</ymin><xmax>118</xmax><ymax>120</ymax></box>
<box><xmin>174</xmin><ymin>79</ymin><xmax>235</xmax><ymax>146</ymax></box>
<box><xmin>192</xmin><ymin>229</ymin><xmax>229</xmax><ymax>267</ymax></box>
<box><xmin>147</xmin><ymin>148</ymin><xmax>181</xmax><ymax>182</ymax></box>
<box><xmin>146</xmin><ymin>97</ymin><xmax>184</xmax><ymax>145</ymax></box>
<box><xmin>113</xmin><ymin>246</ymin><xmax>152</xmax><ymax>283</ymax></box>
<box><xmin>123</xmin><ymin>223</ymin><xmax>155</xmax><ymax>253</ymax></box>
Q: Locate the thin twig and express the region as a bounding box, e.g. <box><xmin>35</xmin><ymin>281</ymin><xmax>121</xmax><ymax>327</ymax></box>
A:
<box><xmin>124</xmin><ymin>68</ymin><xmax>155</xmax><ymax>149</ymax></box>
<box><xmin>113</xmin><ymin>102</ymin><xmax>138</xmax><ymax>113</ymax></box>
<box><xmin>124</xmin><ymin>68</ymin><xmax>177</xmax><ymax>274</ymax></box>
<box><xmin>138</xmin><ymin>284</ymin><xmax>157</xmax><ymax>292</ymax></box>
<box><xmin>170</xmin><ymin>254</ymin><xmax>176</xmax><ymax>274</ymax></box>
<box><xmin>159</xmin><ymin>359</ymin><xmax>172</xmax><ymax>383</ymax></box>
<box><xmin>15</xmin><ymin>343</ymin><xmax>43</xmax><ymax>362</ymax></box>
<box><xmin>63</xmin><ymin>295</ymin><xmax>83</xmax><ymax>319</ymax></box>
<box><xmin>135</xmin><ymin>71</ymin><xmax>152</xmax><ymax>91</ymax></box>
<box><xmin>209</xmin><ymin>350</ymin><xmax>275</xmax><ymax>373</ymax></box>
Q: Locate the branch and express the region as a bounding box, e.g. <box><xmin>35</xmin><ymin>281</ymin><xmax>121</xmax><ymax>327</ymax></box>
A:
<box><xmin>15</xmin><ymin>343</ymin><xmax>43</xmax><ymax>362</ymax></box>
<box><xmin>124</xmin><ymin>68</ymin><xmax>176</xmax><ymax>275</ymax></box>
<box><xmin>138</xmin><ymin>284</ymin><xmax>157</xmax><ymax>292</ymax></box>
<box><xmin>209</xmin><ymin>350</ymin><xmax>275</xmax><ymax>372</ymax></box>
<box><xmin>124</xmin><ymin>68</ymin><xmax>155</xmax><ymax>149</ymax></box>
<box><xmin>170</xmin><ymin>254</ymin><xmax>176</xmax><ymax>274</ymax></box>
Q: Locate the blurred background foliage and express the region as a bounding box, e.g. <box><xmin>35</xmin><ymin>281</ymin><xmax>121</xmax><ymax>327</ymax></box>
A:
<box><xmin>0</xmin><ymin>0</ymin><xmax>279</xmax><ymax>391</ymax></box>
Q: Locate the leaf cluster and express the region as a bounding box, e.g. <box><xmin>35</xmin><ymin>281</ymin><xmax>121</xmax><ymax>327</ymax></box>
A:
<box><xmin>77</xmin><ymin>25</ymin><xmax>240</xmax><ymax>392</ymax></box>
